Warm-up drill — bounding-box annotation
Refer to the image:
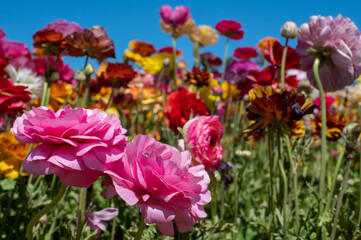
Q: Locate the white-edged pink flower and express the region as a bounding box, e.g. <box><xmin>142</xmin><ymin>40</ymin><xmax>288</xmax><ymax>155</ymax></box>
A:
<box><xmin>102</xmin><ymin>135</ymin><xmax>211</xmax><ymax>236</ymax></box>
<box><xmin>11</xmin><ymin>106</ymin><xmax>127</xmax><ymax>187</ymax></box>
<box><xmin>182</xmin><ymin>116</ymin><xmax>223</xmax><ymax>172</ymax></box>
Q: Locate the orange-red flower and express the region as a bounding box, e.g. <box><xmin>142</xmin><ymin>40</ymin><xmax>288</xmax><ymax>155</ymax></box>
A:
<box><xmin>185</xmin><ymin>67</ymin><xmax>212</xmax><ymax>87</ymax></box>
<box><xmin>97</xmin><ymin>62</ymin><xmax>136</xmax><ymax>88</ymax></box>
<box><xmin>164</xmin><ymin>89</ymin><xmax>209</xmax><ymax>133</ymax></box>
<box><xmin>243</xmin><ymin>86</ymin><xmax>314</xmax><ymax>138</ymax></box>
<box><xmin>310</xmin><ymin>111</ymin><xmax>346</xmax><ymax>141</ymax></box>
<box><xmin>66</xmin><ymin>26</ymin><xmax>115</xmax><ymax>61</ymax></box>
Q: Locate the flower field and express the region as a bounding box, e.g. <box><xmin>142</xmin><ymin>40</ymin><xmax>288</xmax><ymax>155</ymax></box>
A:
<box><xmin>1</xmin><ymin>4</ymin><xmax>361</xmax><ymax>240</ymax></box>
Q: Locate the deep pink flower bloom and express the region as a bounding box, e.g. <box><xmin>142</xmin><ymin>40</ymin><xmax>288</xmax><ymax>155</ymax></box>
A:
<box><xmin>85</xmin><ymin>208</ymin><xmax>118</xmax><ymax>237</ymax></box>
<box><xmin>0</xmin><ymin>28</ymin><xmax>5</xmax><ymax>40</ymax></box>
<box><xmin>159</xmin><ymin>5</ymin><xmax>191</xmax><ymax>28</ymax></box>
<box><xmin>33</xmin><ymin>56</ymin><xmax>74</xmax><ymax>83</ymax></box>
<box><xmin>233</xmin><ymin>47</ymin><xmax>258</xmax><ymax>59</ymax></box>
<box><xmin>296</xmin><ymin>15</ymin><xmax>361</xmax><ymax>92</ymax></box>
<box><xmin>102</xmin><ymin>135</ymin><xmax>211</xmax><ymax>236</ymax></box>
<box><xmin>44</xmin><ymin>19</ymin><xmax>83</xmax><ymax>38</ymax></box>
<box><xmin>182</xmin><ymin>116</ymin><xmax>223</xmax><ymax>172</ymax></box>
<box><xmin>215</xmin><ymin>20</ymin><xmax>244</xmax><ymax>40</ymax></box>
<box><xmin>11</xmin><ymin>106</ymin><xmax>127</xmax><ymax>187</ymax></box>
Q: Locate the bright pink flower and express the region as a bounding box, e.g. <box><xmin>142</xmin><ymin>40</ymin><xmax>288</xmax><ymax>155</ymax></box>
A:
<box><xmin>0</xmin><ymin>77</ymin><xmax>31</xmax><ymax>117</ymax></box>
<box><xmin>11</xmin><ymin>106</ymin><xmax>127</xmax><ymax>187</ymax></box>
<box><xmin>44</xmin><ymin>19</ymin><xmax>83</xmax><ymax>38</ymax></box>
<box><xmin>159</xmin><ymin>5</ymin><xmax>191</xmax><ymax>28</ymax></box>
<box><xmin>33</xmin><ymin>56</ymin><xmax>74</xmax><ymax>83</ymax></box>
<box><xmin>296</xmin><ymin>15</ymin><xmax>361</xmax><ymax>92</ymax></box>
<box><xmin>215</xmin><ymin>20</ymin><xmax>244</xmax><ymax>40</ymax></box>
<box><xmin>85</xmin><ymin>208</ymin><xmax>118</xmax><ymax>237</ymax></box>
<box><xmin>233</xmin><ymin>47</ymin><xmax>258</xmax><ymax>59</ymax></box>
<box><xmin>102</xmin><ymin>135</ymin><xmax>211</xmax><ymax>236</ymax></box>
<box><xmin>0</xmin><ymin>28</ymin><xmax>5</xmax><ymax>40</ymax></box>
<box><xmin>182</xmin><ymin>116</ymin><xmax>223</xmax><ymax>172</ymax></box>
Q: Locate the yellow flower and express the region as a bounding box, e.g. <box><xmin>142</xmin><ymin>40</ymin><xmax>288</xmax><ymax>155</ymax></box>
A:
<box><xmin>124</xmin><ymin>40</ymin><xmax>156</xmax><ymax>65</ymax></box>
<box><xmin>0</xmin><ymin>131</ymin><xmax>30</xmax><ymax>179</ymax></box>
<box><xmin>160</xmin><ymin>18</ymin><xmax>196</xmax><ymax>38</ymax></box>
<box><xmin>221</xmin><ymin>81</ymin><xmax>241</xmax><ymax>99</ymax></box>
<box><xmin>141</xmin><ymin>53</ymin><xmax>173</xmax><ymax>74</ymax></box>
<box><xmin>199</xmin><ymin>79</ymin><xmax>221</xmax><ymax>110</ymax></box>
<box><xmin>188</xmin><ymin>25</ymin><xmax>219</xmax><ymax>46</ymax></box>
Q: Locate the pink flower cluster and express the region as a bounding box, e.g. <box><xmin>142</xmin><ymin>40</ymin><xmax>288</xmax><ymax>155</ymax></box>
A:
<box><xmin>11</xmin><ymin>106</ymin><xmax>127</xmax><ymax>187</ymax></box>
<box><xmin>102</xmin><ymin>135</ymin><xmax>211</xmax><ymax>236</ymax></box>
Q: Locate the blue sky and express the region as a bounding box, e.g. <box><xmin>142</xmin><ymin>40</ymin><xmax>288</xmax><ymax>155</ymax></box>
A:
<box><xmin>1</xmin><ymin>0</ymin><xmax>361</xmax><ymax>70</ymax></box>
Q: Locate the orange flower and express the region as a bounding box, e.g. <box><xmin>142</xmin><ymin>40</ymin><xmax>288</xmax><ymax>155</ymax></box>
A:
<box><xmin>310</xmin><ymin>111</ymin><xmax>346</xmax><ymax>141</ymax></box>
<box><xmin>97</xmin><ymin>62</ymin><xmax>136</xmax><ymax>88</ymax></box>
<box><xmin>257</xmin><ymin>37</ymin><xmax>278</xmax><ymax>50</ymax></box>
<box><xmin>33</xmin><ymin>29</ymin><xmax>65</xmax><ymax>55</ymax></box>
<box><xmin>185</xmin><ymin>67</ymin><xmax>212</xmax><ymax>87</ymax></box>
<box><xmin>243</xmin><ymin>86</ymin><xmax>314</xmax><ymax>138</ymax></box>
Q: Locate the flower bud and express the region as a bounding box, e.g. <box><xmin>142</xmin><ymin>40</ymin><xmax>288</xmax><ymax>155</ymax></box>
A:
<box><xmin>281</xmin><ymin>21</ymin><xmax>298</xmax><ymax>39</ymax></box>
<box><xmin>84</xmin><ymin>63</ymin><xmax>94</xmax><ymax>75</ymax></box>
<box><xmin>49</xmin><ymin>71</ymin><xmax>60</xmax><ymax>83</ymax></box>
<box><xmin>163</xmin><ymin>58</ymin><xmax>171</xmax><ymax>68</ymax></box>
<box><xmin>74</xmin><ymin>70</ymin><xmax>86</xmax><ymax>82</ymax></box>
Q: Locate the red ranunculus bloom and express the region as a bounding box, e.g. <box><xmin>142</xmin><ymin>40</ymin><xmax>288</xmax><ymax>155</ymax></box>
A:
<box><xmin>215</xmin><ymin>20</ymin><xmax>244</xmax><ymax>40</ymax></box>
<box><xmin>164</xmin><ymin>89</ymin><xmax>209</xmax><ymax>133</ymax></box>
<box><xmin>158</xmin><ymin>46</ymin><xmax>183</xmax><ymax>57</ymax></box>
<box><xmin>0</xmin><ymin>77</ymin><xmax>31</xmax><ymax>117</ymax></box>
<box><xmin>233</xmin><ymin>47</ymin><xmax>258</xmax><ymax>59</ymax></box>
<box><xmin>97</xmin><ymin>63</ymin><xmax>136</xmax><ymax>88</ymax></box>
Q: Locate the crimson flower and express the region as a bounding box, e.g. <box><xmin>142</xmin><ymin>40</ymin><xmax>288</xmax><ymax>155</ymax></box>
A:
<box><xmin>201</xmin><ymin>52</ymin><xmax>222</xmax><ymax>67</ymax></box>
<box><xmin>233</xmin><ymin>47</ymin><xmax>258</xmax><ymax>59</ymax></box>
<box><xmin>0</xmin><ymin>77</ymin><xmax>31</xmax><ymax>117</ymax></box>
<box><xmin>215</xmin><ymin>20</ymin><xmax>244</xmax><ymax>40</ymax></box>
<box><xmin>97</xmin><ymin>63</ymin><xmax>136</xmax><ymax>88</ymax></box>
<box><xmin>158</xmin><ymin>46</ymin><xmax>183</xmax><ymax>57</ymax></box>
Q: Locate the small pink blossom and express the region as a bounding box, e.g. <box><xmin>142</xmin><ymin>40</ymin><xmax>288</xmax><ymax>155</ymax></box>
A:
<box><xmin>33</xmin><ymin>56</ymin><xmax>74</xmax><ymax>83</ymax></box>
<box><xmin>159</xmin><ymin>5</ymin><xmax>191</xmax><ymax>29</ymax></box>
<box><xmin>85</xmin><ymin>208</ymin><xmax>118</xmax><ymax>237</ymax></box>
<box><xmin>183</xmin><ymin>116</ymin><xmax>224</xmax><ymax>172</ymax></box>
<box><xmin>102</xmin><ymin>135</ymin><xmax>211</xmax><ymax>236</ymax></box>
<box><xmin>44</xmin><ymin>19</ymin><xmax>83</xmax><ymax>38</ymax></box>
<box><xmin>11</xmin><ymin>106</ymin><xmax>127</xmax><ymax>187</ymax></box>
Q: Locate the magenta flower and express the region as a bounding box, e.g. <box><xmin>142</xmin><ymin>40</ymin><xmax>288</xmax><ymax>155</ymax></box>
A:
<box><xmin>159</xmin><ymin>5</ymin><xmax>190</xmax><ymax>29</ymax></box>
<box><xmin>296</xmin><ymin>15</ymin><xmax>361</xmax><ymax>92</ymax></box>
<box><xmin>225</xmin><ymin>60</ymin><xmax>260</xmax><ymax>84</ymax></box>
<box><xmin>11</xmin><ymin>106</ymin><xmax>127</xmax><ymax>187</ymax></box>
<box><xmin>33</xmin><ymin>56</ymin><xmax>74</xmax><ymax>83</ymax></box>
<box><xmin>44</xmin><ymin>19</ymin><xmax>83</xmax><ymax>38</ymax></box>
<box><xmin>85</xmin><ymin>208</ymin><xmax>118</xmax><ymax>237</ymax></box>
<box><xmin>215</xmin><ymin>20</ymin><xmax>244</xmax><ymax>40</ymax></box>
<box><xmin>182</xmin><ymin>116</ymin><xmax>224</xmax><ymax>172</ymax></box>
<box><xmin>102</xmin><ymin>135</ymin><xmax>211</xmax><ymax>236</ymax></box>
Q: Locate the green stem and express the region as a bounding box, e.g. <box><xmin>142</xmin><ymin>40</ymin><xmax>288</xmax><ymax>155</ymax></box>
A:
<box><xmin>313</xmin><ymin>58</ymin><xmax>327</xmax><ymax>201</ymax></box>
<box><xmin>40</xmin><ymin>80</ymin><xmax>49</xmax><ymax>106</ymax></box>
<box><xmin>322</xmin><ymin>147</ymin><xmax>345</xmax><ymax>218</ymax></box>
<box><xmin>134</xmin><ymin>217</ymin><xmax>146</xmax><ymax>240</ymax></box>
<box><xmin>74</xmin><ymin>81</ymin><xmax>84</xmax><ymax>107</ymax></box>
<box><xmin>75</xmin><ymin>188</ymin><xmax>87</xmax><ymax>240</ymax></box>
<box><xmin>221</xmin><ymin>38</ymin><xmax>230</xmax><ymax>82</ymax></box>
<box><xmin>330</xmin><ymin>160</ymin><xmax>351</xmax><ymax>240</ymax></box>
<box><xmin>280</xmin><ymin>38</ymin><xmax>289</xmax><ymax>90</ymax></box>
<box><xmin>193</xmin><ymin>42</ymin><xmax>200</xmax><ymax>68</ymax></box>
<box><xmin>81</xmin><ymin>74</ymin><xmax>91</xmax><ymax>108</ymax></box>
<box><xmin>277</xmin><ymin>132</ymin><xmax>288</xmax><ymax>239</ymax></box>
<box><xmin>105</xmin><ymin>86</ymin><xmax>115</xmax><ymax>110</ymax></box>
<box><xmin>171</xmin><ymin>36</ymin><xmax>178</xmax><ymax>90</ymax></box>
<box><xmin>27</xmin><ymin>183</ymin><xmax>68</xmax><ymax>240</ymax></box>
<box><xmin>268</xmin><ymin>132</ymin><xmax>276</xmax><ymax>233</ymax></box>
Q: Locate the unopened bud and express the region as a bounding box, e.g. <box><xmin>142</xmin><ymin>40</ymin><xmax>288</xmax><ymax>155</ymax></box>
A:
<box><xmin>39</xmin><ymin>215</ymin><xmax>47</xmax><ymax>224</ymax></box>
<box><xmin>74</xmin><ymin>71</ymin><xmax>86</xmax><ymax>82</ymax></box>
<box><xmin>49</xmin><ymin>71</ymin><xmax>60</xmax><ymax>83</ymax></box>
<box><xmin>163</xmin><ymin>58</ymin><xmax>171</xmax><ymax>68</ymax></box>
<box><xmin>281</xmin><ymin>21</ymin><xmax>298</xmax><ymax>39</ymax></box>
<box><xmin>84</xmin><ymin>63</ymin><xmax>94</xmax><ymax>75</ymax></box>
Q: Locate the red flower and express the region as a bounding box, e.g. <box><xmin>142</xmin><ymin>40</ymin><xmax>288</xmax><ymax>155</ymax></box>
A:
<box><xmin>158</xmin><ymin>46</ymin><xmax>183</xmax><ymax>57</ymax></box>
<box><xmin>97</xmin><ymin>62</ymin><xmax>136</xmax><ymax>88</ymax></box>
<box><xmin>164</xmin><ymin>89</ymin><xmax>209</xmax><ymax>133</ymax></box>
<box><xmin>215</xmin><ymin>20</ymin><xmax>244</xmax><ymax>40</ymax></box>
<box><xmin>233</xmin><ymin>47</ymin><xmax>258</xmax><ymax>59</ymax></box>
<box><xmin>0</xmin><ymin>77</ymin><xmax>31</xmax><ymax>117</ymax></box>
<box><xmin>201</xmin><ymin>52</ymin><xmax>222</xmax><ymax>66</ymax></box>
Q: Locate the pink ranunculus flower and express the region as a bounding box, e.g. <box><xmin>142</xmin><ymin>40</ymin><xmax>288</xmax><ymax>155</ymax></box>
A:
<box><xmin>182</xmin><ymin>116</ymin><xmax>224</xmax><ymax>172</ymax></box>
<box><xmin>85</xmin><ymin>207</ymin><xmax>118</xmax><ymax>238</ymax></box>
<box><xmin>159</xmin><ymin>5</ymin><xmax>190</xmax><ymax>29</ymax></box>
<box><xmin>11</xmin><ymin>106</ymin><xmax>127</xmax><ymax>187</ymax></box>
<box><xmin>102</xmin><ymin>135</ymin><xmax>211</xmax><ymax>236</ymax></box>
<box><xmin>44</xmin><ymin>19</ymin><xmax>83</xmax><ymax>37</ymax></box>
<box><xmin>296</xmin><ymin>15</ymin><xmax>361</xmax><ymax>92</ymax></box>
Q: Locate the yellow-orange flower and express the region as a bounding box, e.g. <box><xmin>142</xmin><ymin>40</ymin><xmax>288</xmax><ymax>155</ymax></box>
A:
<box><xmin>221</xmin><ymin>81</ymin><xmax>241</xmax><ymax>99</ymax></box>
<box><xmin>141</xmin><ymin>53</ymin><xmax>173</xmax><ymax>74</ymax></box>
<box><xmin>188</xmin><ymin>25</ymin><xmax>219</xmax><ymax>46</ymax></box>
<box><xmin>199</xmin><ymin>79</ymin><xmax>221</xmax><ymax>111</ymax></box>
<box><xmin>0</xmin><ymin>131</ymin><xmax>30</xmax><ymax>179</ymax></box>
<box><xmin>310</xmin><ymin>111</ymin><xmax>346</xmax><ymax>141</ymax></box>
<box><xmin>124</xmin><ymin>40</ymin><xmax>156</xmax><ymax>65</ymax></box>
<box><xmin>257</xmin><ymin>37</ymin><xmax>278</xmax><ymax>50</ymax></box>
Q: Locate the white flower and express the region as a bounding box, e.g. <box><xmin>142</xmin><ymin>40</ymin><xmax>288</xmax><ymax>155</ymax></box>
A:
<box><xmin>6</xmin><ymin>64</ymin><xmax>43</xmax><ymax>99</ymax></box>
